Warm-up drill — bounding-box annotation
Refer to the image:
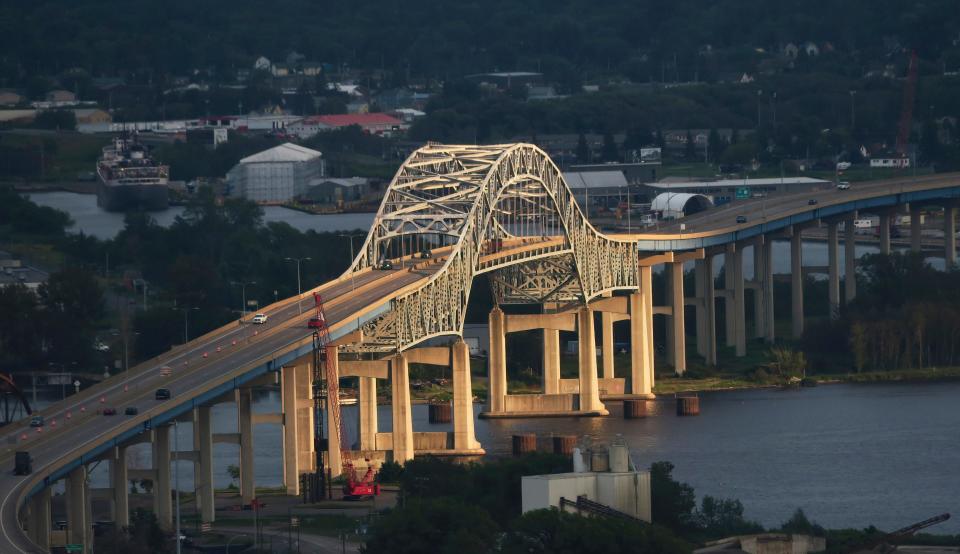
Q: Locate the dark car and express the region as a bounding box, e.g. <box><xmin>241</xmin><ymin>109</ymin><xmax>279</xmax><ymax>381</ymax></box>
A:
<box><xmin>736</xmin><ymin>215</ymin><xmax>748</xmax><ymax>224</ymax></box>
<box><xmin>102</xmin><ymin>407</ymin><xmax>117</xmax><ymax>416</ymax></box>
<box><xmin>808</xmin><ymin>199</ymin><xmax>818</xmax><ymax>205</ymax></box>
<box><xmin>376</xmin><ymin>260</ymin><xmax>394</xmax><ymax>270</ymax></box>
<box><xmin>155</xmin><ymin>388</ymin><xmax>171</xmax><ymax>400</ymax></box>
<box><xmin>419</xmin><ymin>249</ymin><xmax>432</xmax><ymax>259</ymax></box>
<box><xmin>125</xmin><ymin>406</ymin><xmax>139</xmax><ymax>415</ymax></box>
<box><xmin>14</xmin><ymin>451</ymin><xmax>31</xmax><ymax>475</ymax></box>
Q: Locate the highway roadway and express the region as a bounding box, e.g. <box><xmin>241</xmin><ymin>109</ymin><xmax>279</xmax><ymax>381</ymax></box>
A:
<box><xmin>629</xmin><ymin>173</ymin><xmax>960</xmax><ymax>243</ymax></box>
<box><xmin>0</xmin><ymin>260</ymin><xmax>443</xmax><ymax>553</ymax></box>
<box><xmin>2</xmin><ymin>173</ymin><xmax>960</xmax><ymax>552</ymax></box>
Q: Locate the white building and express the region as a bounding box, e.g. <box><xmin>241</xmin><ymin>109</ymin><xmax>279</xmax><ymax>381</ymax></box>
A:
<box><xmin>521</xmin><ymin>438</ymin><xmax>651</xmax><ymax>522</ymax></box>
<box><xmin>226</xmin><ymin>143</ymin><xmax>325</xmax><ymax>203</ymax></box>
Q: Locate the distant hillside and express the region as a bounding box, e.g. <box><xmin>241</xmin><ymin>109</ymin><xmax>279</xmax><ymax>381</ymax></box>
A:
<box><xmin>1</xmin><ymin>0</ymin><xmax>959</xmax><ymax>87</ymax></box>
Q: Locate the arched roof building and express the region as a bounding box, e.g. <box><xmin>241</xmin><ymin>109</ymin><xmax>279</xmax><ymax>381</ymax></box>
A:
<box><xmin>650</xmin><ymin>192</ymin><xmax>713</xmax><ymax>218</ymax></box>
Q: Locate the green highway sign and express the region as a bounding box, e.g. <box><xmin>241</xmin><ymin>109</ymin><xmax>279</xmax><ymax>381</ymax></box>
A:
<box><xmin>735</xmin><ymin>187</ymin><xmax>750</xmax><ymax>199</ymax></box>
<box><xmin>65</xmin><ymin>545</ymin><xmax>83</xmax><ymax>553</ymax></box>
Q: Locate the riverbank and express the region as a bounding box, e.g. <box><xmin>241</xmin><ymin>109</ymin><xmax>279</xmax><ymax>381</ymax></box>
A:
<box><xmin>652</xmin><ymin>366</ymin><xmax>960</xmax><ymax>395</ymax></box>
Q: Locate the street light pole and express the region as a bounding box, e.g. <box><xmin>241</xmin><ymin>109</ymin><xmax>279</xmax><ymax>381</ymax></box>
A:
<box><xmin>180</xmin><ymin>307</ymin><xmax>199</xmax><ymax>344</ymax></box>
<box><xmin>231</xmin><ymin>281</ymin><xmax>257</xmax><ymax>319</ymax></box>
<box><xmin>284</xmin><ymin>258</ymin><xmax>311</xmax><ymax>315</ymax></box>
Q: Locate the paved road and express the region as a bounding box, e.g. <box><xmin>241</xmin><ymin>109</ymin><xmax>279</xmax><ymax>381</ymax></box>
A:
<box><xmin>1</xmin><ymin>174</ymin><xmax>959</xmax><ymax>552</ymax></box>
<box><xmin>0</xmin><ymin>262</ymin><xmax>440</xmax><ymax>553</ymax></box>
<box><xmin>640</xmin><ymin>173</ymin><xmax>960</xmax><ymax>238</ymax></box>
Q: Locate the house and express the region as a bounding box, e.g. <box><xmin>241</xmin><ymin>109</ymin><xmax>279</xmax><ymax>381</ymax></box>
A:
<box><xmin>391</xmin><ymin>108</ymin><xmax>426</xmax><ymax>123</ymax></box>
<box><xmin>271</xmin><ymin>64</ymin><xmax>291</xmax><ymax>77</ymax></box>
<box><xmin>226</xmin><ymin>143</ymin><xmax>325</xmax><ymax>203</ymax></box>
<box><xmin>0</xmin><ymin>252</ymin><xmax>48</xmax><ymax>292</ymax></box>
<box><xmin>870</xmin><ymin>155</ymin><xmax>911</xmax><ymax>168</ymax></box>
<box><xmin>286</xmin><ymin>117</ymin><xmax>334</xmax><ymax>139</ymax></box>
<box><xmin>45</xmin><ymin>90</ymin><xmax>77</xmax><ymax>104</ymax></box>
<box><xmin>302</xmin><ymin>177</ymin><xmax>371</xmax><ymax>205</ymax></box>
<box><xmin>314</xmin><ymin>113</ymin><xmax>406</xmax><ymax>136</ymax></box>
<box><xmin>783</xmin><ymin>43</ymin><xmax>799</xmax><ymax>59</ymax></box>
<box><xmin>72</xmin><ymin>108</ymin><xmax>112</xmax><ymax>124</ymax></box>
<box><xmin>253</xmin><ymin>56</ymin><xmax>272</xmax><ymax>72</ymax></box>
<box><xmin>0</xmin><ymin>110</ymin><xmax>37</xmax><ymax>124</ymax></box>
<box><xmin>0</xmin><ymin>91</ymin><xmax>23</xmax><ymax>106</ymax></box>
<box><xmin>301</xmin><ymin>62</ymin><xmax>324</xmax><ymax>77</ymax></box>
<box><xmin>802</xmin><ymin>41</ymin><xmax>820</xmax><ymax>56</ymax></box>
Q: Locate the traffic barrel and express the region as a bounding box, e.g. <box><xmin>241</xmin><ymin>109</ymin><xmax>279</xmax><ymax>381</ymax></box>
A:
<box><xmin>50</xmin><ymin>420</ymin><xmax>56</xmax><ymax>427</ymax></box>
<box><xmin>20</xmin><ymin>434</ymin><xmax>27</xmax><ymax>441</ymax></box>
<box><xmin>216</xmin><ymin>346</ymin><xmax>222</xmax><ymax>353</ymax></box>
<box><xmin>80</xmin><ymin>406</ymin><xmax>86</xmax><ymax>413</ymax></box>
<box><xmin>66</xmin><ymin>411</ymin><xmax>72</xmax><ymax>419</ymax></box>
<box><xmin>232</xmin><ymin>339</ymin><xmax>237</xmax><ymax>346</ymax></box>
<box><xmin>203</xmin><ymin>352</ymin><xmax>208</xmax><ymax>358</ymax></box>
<box><xmin>100</xmin><ymin>396</ymin><xmax>106</xmax><ymax>404</ymax></box>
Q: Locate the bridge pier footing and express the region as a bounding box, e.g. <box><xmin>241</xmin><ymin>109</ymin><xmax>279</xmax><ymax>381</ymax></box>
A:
<box><xmin>359</xmin><ymin>376</ymin><xmax>378</xmax><ymax>451</ymax></box>
<box><xmin>391</xmin><ymin>353</ymin><xmax>415</xmax><ymax>463</ymax></box>
<box><xmin>452</xmin><ymin>340</ymin><xmax>481</xmax><ymax>451</ymax></box>
<box><xmin>946</xmin><ymin>205</ymin><xmax>957</xmax><ymax>267</ymax></box>
<box><xmin>577</xmin><ymin>307</ymin><xmax>607</xmax><ymax>414</ymax></box>
<box><xmin>112</xmin><ymin>445</ymin><xmax>129</xmax><ymax>528</ymax></box>
<box><xmin>66</xmin><ymin>465</ymin><xmax>91</xmax><ymax>553</ymax></box>
<box><xmin>27</xmin><ymin>487</ymin><xmax>51</xmax><ymax>551</ymax></box>
<box><xmin>237</xmin><ymin>388</ymin><xmax>255</xmax><ymax>505</ymax></box>
<box><xmin>153</xmin><ymin>424</ymin><xmax>172</xmax><ymax>528</ymax></box>
<box><xmin>791</xmin><ymin>229</ymin><xmax>805</xmax><ymax>338</ymax></box>
<box><xmin>196</xmin><ymin>406</ymin><xmax>214</xmax><ymax>523</ymax></box>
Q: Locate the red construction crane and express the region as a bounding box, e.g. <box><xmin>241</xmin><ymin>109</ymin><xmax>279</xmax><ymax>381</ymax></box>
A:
<box><xmin>308</xmin><ymin>292</ymin><xmax>380</xmax><ymax>501</ymax></box>
<box><xmin>895</xmin><ymin>50</ymin><xmax>919</xmax><ymax>156</ymax></box>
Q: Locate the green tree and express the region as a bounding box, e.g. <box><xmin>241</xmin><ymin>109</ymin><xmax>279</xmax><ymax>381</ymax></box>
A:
<box><xmin>576</xmin><ymin>133</ymin><xmax>590</xmax><ymax>163</ymax></box>
<box><xmin>361</xmin><ymin>497</ymin><xmax>498</xmax><ymax>554</ymax></box>
<box><xmin>601</xmin><ymin>132</ymin><xmax>619</xmax><ymax>162</ymax></box>
<box><xmin>502</xmin><ymin>509</ymin><xmax>691</xmax><ymax>554</ymax></box>
<box><xmin>650</xmin><ymin>461</ymin><xmax>697</xmax><ymax>533</ymax></box>
<box><xmin>32</xmin><ymin>109</ymin><xmax>77</xmax><ymax>131</ymax></box>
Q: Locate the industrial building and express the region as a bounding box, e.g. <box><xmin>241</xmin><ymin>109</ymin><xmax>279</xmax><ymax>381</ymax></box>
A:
<box><xmin>564</xmin><ymin>170</ymin><xmax>632</xmax><ymax>215</ymax></box>
<box><xmin>226</xmin><ymin>143</ymin><xmax>325</xmax><ymax>203</ymax></box>
<box><xmin>301</xmin><ymin>177</ymin><xmax>371</xmax><ymax>206</ymax></box>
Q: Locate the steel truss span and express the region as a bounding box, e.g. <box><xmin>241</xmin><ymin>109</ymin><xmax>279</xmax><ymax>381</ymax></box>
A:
<box><xmin>349</xmin><ymin>143</ymin><xmax>639</xmax><ymax>352</ymax></box>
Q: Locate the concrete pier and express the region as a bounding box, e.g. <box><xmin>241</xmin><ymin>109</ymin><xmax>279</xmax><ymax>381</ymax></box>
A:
<box><xmin>153</xmin><ymin>424</ymin><xmax>172</xmax><ymax>528</ymax></box>
<box><xmin>879</xmin><ymin>212</ymin><xmax>892</xmax><ymax>254</ymax></box>
<box><xmin>946</xmin><ymin>205</ymin><xmax>957</xmax><ymax>267</ymax></box>
<box><xmin>195</xmin><ymin>407</ymin><xmax>214</xmax><ymax>523</ymax></box>
<box><xmin>488</xmin><ymin>307</ymin><xmax>507</xmax><ymax>413</ymax></box>
<box><xmin>359</xmin><ymin>376</ymin><xmax>378</xmax><ymax>450</ymax></box>
<box><xmin>629</xmin><ymin>292</ymin><xmax>653</xmax><ymax>397</ymax></box>
<box><xmin>543</xmin><ymin>328</ymin><xmax>561</xmax><ymax>395</ymax></box>
<box><xmin>391</xmin><ymin>353</ymin><xmax>415</xmax><ymax>463</ymax></box>
<box><xmin>577</xmin><ymin>306</ymin><xmax>606</xmax><ymax>414</ymax></box>
<box><xmin>762</xmin><ymin>239</ymin><xmax>775</xmax><ymax>343</ymax></box>
<box><xmin>669</xmin><ymin>261</ymin><xmax>687</xmax><ymax>373</ymax></box>
<box><xmin>66</xmin><ymin>466</ymin><xmax>90</xmax><ymax>552</ymax></box>
<box><xmin>911</xmin><ymin>205</ymin><xmax>922</xmax><ymax>252</ymax></box>
<box><xmin>27</xmin><ymin>488</ymin><xmax>50</xmax><ymax>551</ymax></box>
<box><xmin>237</xmin><ymin>388</ymin><xmax>255</xmax><ymax>504</ymax></box>
<box><xmin>791</xmin><ymin>229</ymin><xmax>804</xmax><ymax>338</ymax></box>
<box><xmin>452</xmin><ymin>340</ymin><xmax>481</xmax><ymax>451</ymax></box>
<box><xmin>827</xmin><ymin>222</ymin><xmax>840</xmax><ymax>316</ymax></box>
<box><xmin>844</xmin><ymin>217</ymin><xmax>857</xmax><ymax>303</ymax></box>
<box><xmin>112</xmin><ymin>445</ymin><xmax>129</xmax><ymax>528</ymax></box>
<box><xmin>733</xmin><ymin>246</ymin><xmax>746</xmax><ymax>357</ymax></box>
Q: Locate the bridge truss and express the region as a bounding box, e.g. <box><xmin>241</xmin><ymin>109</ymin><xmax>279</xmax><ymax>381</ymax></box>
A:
<box><xmin>346</xmin><ymin>143</ymin><xmax>639</xmax><ymax>353</ymax></box>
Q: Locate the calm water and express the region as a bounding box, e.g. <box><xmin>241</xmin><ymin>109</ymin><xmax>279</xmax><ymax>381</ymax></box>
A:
<box><xmin>59</xmin><ymin>382</ymin><xmax>959</xmax><ymax>533</ymax></box>
<box><xmin>26</xmin><ymin>192</ymin><xmax>374</xmax><ymax>238</ymax></box>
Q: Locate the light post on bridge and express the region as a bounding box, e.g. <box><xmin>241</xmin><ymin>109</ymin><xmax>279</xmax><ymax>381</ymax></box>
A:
<box><xmin>230</xmin><ymin>281</ymin><xmax>257</xmax><ymax>320</ymax></box>
<box><xmin>284</xmin><ymin>257</ymin><xmax>311</xmax><ymax>315</ymax></box>
<box><xmin>340</xmin><ymin>233</ymin><xmax>365</xmax><ymax>331</ymax></box>
<box><xmin>178</xmin><ymin>306</ymin><xmax>199</xmax><ymax>344</ymax></box>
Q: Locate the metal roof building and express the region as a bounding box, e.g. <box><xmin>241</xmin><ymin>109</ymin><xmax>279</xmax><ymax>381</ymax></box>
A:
<box><xmin>650</xmin><ymin>193</ymin><xmax>713</xmax><ymax>219</ymax></box>
<box><xmin>226</xmin><ymin>143</ymin><xmax>325</xmax><ymax>203</ymax></box>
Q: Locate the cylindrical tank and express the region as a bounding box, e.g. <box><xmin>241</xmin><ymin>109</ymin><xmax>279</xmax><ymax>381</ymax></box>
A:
<box><xmin>676</xmin><ymin>395</ymin><xmax>700</xmax><ymax>416</ymax></box>
<box><xmin>512</xmin><ymin>434</ymin><xmax>537</xmax><ymax>456</ymax></box>
<box><xmin>624</xmin><ymin>399</ymin><xmax>647</xmax><ymax>419</ymax></box>
<box><xmin>427</xmin><ymin>402</ymin><xmax>452</xmax><ymax>423</ymax></box>
<box><xmin>572</xmin><ymin>447</ymin><xmax>587</xmax><ymax>472</ymax></box>
<box><xmin>608</xmin><ymin>435</ymin><xmax>629</xmax><ymax>472</ymax></box>
<box><xmin>590</xmin><ymin>449</ymin><xmax>610</xmax><ymax>472</ymax></box>
<box><xmin>552</xmin><ymin>435</ymin><xmax>577</xmax><ymax>456</ymax></box>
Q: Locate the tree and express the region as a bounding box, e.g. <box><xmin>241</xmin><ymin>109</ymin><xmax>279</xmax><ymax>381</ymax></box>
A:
<box><xmin>226</xmin><ymin>464</ymin><xmax>240</xmax><ymax>489</ymax></box>
<box><xmin>650</xmin><ymin>461</ymin><xmax>697</xmax><ymax>533</ymax></box>
<box><xmin>684</xmin><ymin>130</ymin><xmax>696</xmax><ymax>160</ymax></box>
<box><xmin>601</xmin><ymin>132</ymin><xmax>619</xmax><ymax>162</ymax></box>
<box><xmin>502</xmin><ymin>509</ymin><xmax>691</xmax><ymax>554</ymax></box>
<box><xmin>850</xmin><ymin>321</ymin><xmax>868</xmax><ymax>372</ymax></box>
<box><xmin>576</xmin><ymin>133</ymin><xmax>590</xmax><ymax>163</ymax></box>
<box><xmin>696</xmin><ymin>496</ymin><xmax>763</xmax><ymax>539</ymax></box>
<box><xmin>32</xmin><ymin>109</ymin><xmax>77</xmax><ymax>131</ymax></box>
<box><xmin>361</xmin><ymin>498</ymin><xmax>498</xmax><ymax>554</ymax></box>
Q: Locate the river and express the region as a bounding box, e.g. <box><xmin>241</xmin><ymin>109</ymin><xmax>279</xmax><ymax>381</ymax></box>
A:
<box><xmin>40</xmin><ymin>382</ymin><xmax>954</xmax><ymax>533</ymax></box>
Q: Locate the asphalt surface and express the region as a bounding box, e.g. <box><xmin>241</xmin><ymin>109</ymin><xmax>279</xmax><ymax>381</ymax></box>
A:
<box><xmin>641</xmin><ymin>173</ymin><xmax>960</xmax><ymax>237</ymax></box>
<box><xmin>0</xmin><ymin>261</ymin><xmax>439</xmax><ymax>553</ymax></box>
<box><xmin>1</xmin><ymin>174</ymin><xmax>959</xmax><ymax>552</ymax></box>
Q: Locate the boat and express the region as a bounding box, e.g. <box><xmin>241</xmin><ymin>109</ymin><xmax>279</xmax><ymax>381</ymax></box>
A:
<box><xmin>96</xmin><ymin>134</ymin><xmax>169</xmax><ymax>211</ymax></box>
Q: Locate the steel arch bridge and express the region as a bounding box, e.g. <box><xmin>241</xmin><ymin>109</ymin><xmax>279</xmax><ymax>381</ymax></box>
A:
<box><xmin>347</xmin><ymin>143</ymin><xmax>639</xmax><ymax>353</ymax></box>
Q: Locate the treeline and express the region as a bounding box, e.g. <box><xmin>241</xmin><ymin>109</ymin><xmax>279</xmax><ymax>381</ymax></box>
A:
<box><xmin>3</xmin><ymin>0</ymin><xmax>959</xmax><ymax>89</ymax></box>
<box><xmin>803</xmin><ymin>253</ymin><xmax>960</xmax><ymax>372</ymax></box>
<box><xmin>0</xmin><ymin>187</ymin><xmax>366</xmax><ymax>372</ymax></box>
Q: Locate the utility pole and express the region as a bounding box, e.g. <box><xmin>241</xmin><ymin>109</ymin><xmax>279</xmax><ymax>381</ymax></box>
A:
<box><xmin>231</xmin><ymin>281</ymin><xmax>257</xmax><ymax>319</ymax></box>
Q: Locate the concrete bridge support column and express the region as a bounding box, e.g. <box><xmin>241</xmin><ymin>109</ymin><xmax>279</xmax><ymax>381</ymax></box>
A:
<box><xmin>828</xmin><ymin>222</ymin><xmax>840</xmax><ymax>317</ymax></box>
<box><xmin>66</xmin><ymin>466</ymin><xmax>91</xmax><ymax>553</ymax></box>
<box><xmin>640</xmin><ymin>265</ymin><xmax>656</xmax><ymax>389</ymax></box>
<box><xmin>359</xmin><ymin>377</ymin><xmax>378</xmax><ymax>451</ymax></box>
<box><xmin>601</xmin><ymin>311</ymin><xmax>616</xmax><ymax>379</ymax></box>
<box><xmin>281</xmin><ymin>364</ymin><xmax>316</xmax><ymax>495</ymax></box>
<box><xmin>153</xmin><ymin>424</ymin><xmax>172</xmax><ymax>528</ymax></box>
<box><xmin>487</xmin><ymin>307</ymin><xmax>507</xmax><ymax>413</ymax></box>
<box><xmin>27</xmin><ymin>488</ymin><xmax>51</xmax><ymax>550</ymax></box>
<box><xmin>391</xmin><ymin>353</ymin><xmax>415</xmax><ymax>463</ymax></box>
<box><xmin>577</xmin><ymin>306</ymin><xmax>606</xmax><ymax>414</ymax></box>
<box><xmin>763</xmin><ymin>240</ymin><xmax>775</xmax><ymax>343</ymax></box>
<box><xmin>879</xmin><ymin>213</ymin><xmax>892</xmax><ymax>255</ymax></box>
<box><xmin>629</xmin><ymin>292</ymin><xmax>653</xmax><ymax>397</ymax></box>
<box><xmin>791</xmin><ymin>230</ymin><xmax>805</xmax><ymax>338</ymax></box>
<box><xmin>724</xmin><ymin>245</ymin><xmax>736</xmax><ymax>348</ymax></box>
<box><xmin>733</xmin><ymin>247</ymin><xmax>746</xmax><ymax>357</ymax></box>
<box><xmin>452</xmin><ymin>340</ymin><xmax>481</xmax><ymax>450</ymax></box>
<box><xmin>752</xmin><ymin>244</ymin><xmax>765</xmax><ymax>339</ymax></box>
<box><xmin>845</xmin><ymin>217</ymin><xmax>857</xmax><ymax>303</ymax></box>
<box><xmin>542</xmin><ymin>328</ymin><xmax>561</xmax><ymax>395</ymax></box>
<box><xmin>112</xmin><ymin>445</ymin><xmax>129</xmax><ymax>528</ymax></box>
<box><xmin>910</xmin><ymin>205</ymin><xmax>922</xmax><ymax>252</ymax></box>
<box><xmin>669</xmin><ymin>261</ymin><xmax>687</xmax><ymax>373</ymax></box>
<box><xmin>237</xmin><ymin>388</ymin><xmax>255</xmax><ymax>505</ymax></box>
<box><xmin>195</xmin><ymin>407</ymin><xmax>214</xmax><ymax>522</ymax></box>
<box><xmin>326</xmin><ymin>348</ymin><xmax>342</xmax><ymax>478</ymax></box>
<box><xmin>703</xmin><ymin>255</ymin><xmax>718</xmax><ymax>364</ymax></box>
<box><xmin>945</xmin><ymin>206</ymin><xmax>957</xmax><ymax>267</ymax></box>
<box><xmin>694</xmin><ymin>259</ymin><xmax>708</xmax><ymax>359</ymax></box>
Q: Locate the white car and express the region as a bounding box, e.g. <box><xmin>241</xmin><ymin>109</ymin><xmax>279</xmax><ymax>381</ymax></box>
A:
<box><xmin>251</xmin><ymin>313</ymin><xmax>268</xmax><ymax>324</ymax></box>
<box><xmin>837</xmin><ymin>181</ymin><xmax>851</xmax><ymax>190</ymax></box>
